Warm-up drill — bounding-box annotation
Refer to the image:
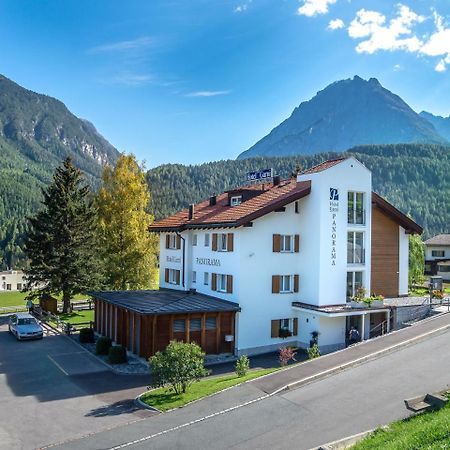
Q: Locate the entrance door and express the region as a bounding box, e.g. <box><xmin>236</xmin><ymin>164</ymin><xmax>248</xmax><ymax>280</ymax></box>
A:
<box><xmin>346</xmin><ymin>316</ymin><xmax>361</xmax><ymax>346</ymax></box>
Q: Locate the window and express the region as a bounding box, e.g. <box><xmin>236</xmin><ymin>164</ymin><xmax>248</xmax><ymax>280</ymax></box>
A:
<box><xmin>190</xmin><ymin>318</ymin><xmax>201</xmax><ymax>331</ymax></box>
<box><xmin>217</xmin><ymin>274</ymin><xmax>227</xmax><ymax>292</ymax></box>
<box><xmin>295</xmin><ymin>201</ymin><xmax>300</xmax><ymax>214</ymax></box>
<box><xmin>280</xmin><ymin>318</ymin><xmax>291</xmax><ymax>331</ymax></box>
<box><xmin>348</xmin><ymin>192</ymin><xmax>365</xmax><ymax>225</ymax></box>
<box><xmin>6</xmin><ymin>284</ymin><xmax>11</xmax><ymax>291</ymax></box>
<box><xmin>192</xmin><ymin>271</ymin><xmax>196</xmax><ymax>283</ymax></box>
<box><xmin>17</xmin><ymin>283</ymin><xmax>22</xmax><ymax>290</ymax></box>
<box><xmin>280</xmin><ymin>275</ymin><xmax>293</xmax><ymax>293</ymax></box>
<box><xmin>347</xmin><ymin>232</ymin><xmax>365</xmax><ymax>264</ymax></box>
<box><xmin>230</xmin><ymin>196</ymin><xmax>242</xmax><ymax>206</ymax></box>
<box><xmin>347</xmin><ymin>271</ymin><xmax>363</xmax><ymax>300</ymax></box>
<box><xmin>168</xmin><ymin>269</ymin><xmax>179</xmax><ymax>285</ymax></box>
<box><xmin>193</xmin><ymin>234</ymin><xmax>198</xmax><ymax>246</ymax></box>
<box><xmin>204</xmin><ymin>234</ymin><xmax>210</xmax><ymax>247</ymax></box>
<box><xmin>438</xmin><ymin>265</ymin><xmax>450</xmax><ymax>273</ymax></box>
<box><xmin>168</xmin><ymin>234</ymin><xmax>177</xmax><ymax>249</ymax></box>
<box><xmin>271</xmin><ymin>318</ymin><xmax>298</xmax><ymax>338</ymax></box>
<box><xmin>206</xmin><ymin>317</ymin><xmax>217</xmax><ymax>330</ymax></box>
<box><xmin>432</xmin><ymin>250</ymin><xmax>445</xmax><ymax>257</ymax></box>
<box><xmin>173</xmin><ymin>319</ymin><xmax>185</xmax><ymax>333</ymax></box>
<box><xmin>280</xmin><ymin>235</ymin><xmax>293</xmax><ymax>253</ymax></box>
<box><xmin>219</xmin><ymin>233</ymin><xmax>228</xmax><ymax>252</ymax></box>
<box><xmin>204</xmin><ymin>272</ymin><xmax>209</xmax><ymax>286</ymax></box>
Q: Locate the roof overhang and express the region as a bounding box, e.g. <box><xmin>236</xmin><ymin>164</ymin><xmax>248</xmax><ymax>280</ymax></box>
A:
<box><xmin>292</xmin><ymin>301</ymin><xmax>390</xmax><ymax>317</ymax></box>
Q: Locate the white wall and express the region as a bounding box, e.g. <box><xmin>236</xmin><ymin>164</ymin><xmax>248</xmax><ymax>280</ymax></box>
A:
<box><xmin>425</xmin><ymin>246</ymin><xmax>450</xmax><ymax>261</ymax></box>
<box><xmin>0</xmin><ymin>271</ymin><xmax>25</xmax><ymax>291</ymax></box>
<box><xmin>398</xmin><ymin>227</ymin><xmax>409</xmax><ymax>296</ymax></box>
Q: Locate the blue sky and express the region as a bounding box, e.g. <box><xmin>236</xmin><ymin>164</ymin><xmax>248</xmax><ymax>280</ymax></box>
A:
<box><xmin>0</xmin><ymin>0</ymin><xmax>449</xmax><ymax>167</ymax></box>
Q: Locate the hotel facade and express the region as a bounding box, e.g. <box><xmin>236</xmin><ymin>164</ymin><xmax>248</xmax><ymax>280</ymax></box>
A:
<box><xmin>92</xmin><ymin>157</ymin><xmax>422</xmax><ymax>357</ymax></box>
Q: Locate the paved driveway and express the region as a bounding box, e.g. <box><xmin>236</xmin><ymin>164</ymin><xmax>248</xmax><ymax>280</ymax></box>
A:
<box><xmin>0</xmin><ymin>317</ymin><xmax>154</xmax><ymax>450</ymax></box>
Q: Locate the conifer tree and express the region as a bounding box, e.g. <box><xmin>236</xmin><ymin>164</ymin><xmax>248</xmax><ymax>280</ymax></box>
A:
<box><xmin>24</xmin><ymin>158</ymin><xmax>102</xmax><ymax>312</ymax></box>
<box><xmin>97</xmin><ymin>154</ymin><xmax>157</xmax><ymax>290</ymax></box>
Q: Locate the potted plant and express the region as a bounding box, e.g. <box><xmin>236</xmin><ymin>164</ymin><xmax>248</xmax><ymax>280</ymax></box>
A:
<box><xmin>279</xmin><ymin>328</ymin><xmax>293</xmax><ymax>339</ymax></box>
<box><xmin>310</xmin><ymin>330</ymin><xmax>320</xmax><ymax>348</ymax></box>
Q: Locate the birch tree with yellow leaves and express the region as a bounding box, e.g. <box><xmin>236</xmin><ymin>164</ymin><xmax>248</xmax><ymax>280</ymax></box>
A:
<box><xmin>97</xmin><ymin>154</ymin><xmax>158</xmax><ymax>290</ymax></box>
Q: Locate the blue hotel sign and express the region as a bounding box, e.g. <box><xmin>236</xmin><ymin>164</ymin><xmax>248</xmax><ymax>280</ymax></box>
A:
<box><xmin>246</xmin><ymin>168</ymin><xmax>273</xmax><ymax>181</ymax></box>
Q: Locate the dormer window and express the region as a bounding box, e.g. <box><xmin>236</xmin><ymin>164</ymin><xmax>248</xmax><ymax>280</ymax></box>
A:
<box><xmin>230</xmin><ymin>196</ymin><xmax>242</xmax><ymax>207</ymax></box>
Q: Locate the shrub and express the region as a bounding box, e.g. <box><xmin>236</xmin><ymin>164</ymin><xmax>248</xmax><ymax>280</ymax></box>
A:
<box><xmin>96</xmin><ymin>336</ymin><xmax>112</xmax><ymax>355</ymax></box>
<box><xmin>79</xmin><ymin>327</ymin><xmax>95</xmax><ymax>343</ymax></box>
<box><xmin>108</xmin><ymin>345</ymin><xmax>128</xmax><ymax>364</ymax></box>
<box><xmin>279</xmin><ymin>347</ymin><xmax>297</xmax><ymax>366</ymax></box>
<box><xmin>307</xmin><ymin>343</ymin><xmax>321</xmax><ymax>359</ymax></box>
<box><xmin>235</xmin><ymin>355</ymin><xmax>250</xmax><ymax>377</ymax></box>
<box><xmin>150</xmin><ymin>341</ymin><xmax>209</xmax><ymax>394</ymax></box>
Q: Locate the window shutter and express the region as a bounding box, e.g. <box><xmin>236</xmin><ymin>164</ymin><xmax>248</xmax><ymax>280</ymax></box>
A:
<box><xmin>212</xmin><ymin>233</ymin><xmax>218</xmax><ymax>251</ymax></box>
<box><xmin>176</xmin><ymin>235</ymin><xmax>182</xmax><ymax>249</ymax></box>
<box><xmin>227</xmin><ymin>233</ymin><xmax>234</xmax><ymax>252</ymax></box>
<box><xmin>226</xmin><ymin>275</ymin><xmax>233</xmax><ymax>294</ymax></box>
<box><xmin>165</xmin><ymin>235</ymin><xmax>170</xmax><ymax>249</ymax></box>
<box><xmin>271</xmin><ymin>320</ymin><xmax>279</xmax><ymax>338</ymax></box>
<box><xmin>272</xmin><ymin>275</ymin><xmax>280</xmax><ymax>294</ymax></box>
<box><xmin>294</xmin><ymin>235</ymin><xmax>300</xmax><ymax>253</ymax></box>
<box><xmin>211</xmin><ymin>273</ymin><xmax>217</xmax><ymax>291</ymax></box>
<box><xmin>293</xmin><ymin>318</ymin><xmax>298</xmax><ymax>336</ymax></box>
<box><xmin>165</xmin><ymin>268</ymin><xmax>169</xmax><ymax>283</ymax></box>
<box><xmin>175</xmin><ymin>270</ymin><xmax>181</xmax><ymax>285</ymax></box>
<box><xmin>294</xmin><ymin>275</ymin><xmax>299</xmax><ymax>293</ymax></box>
<box><xmin>273</xmin><ymin>234</ymin><xmax>281</xmax><ymax>252</ymax></box>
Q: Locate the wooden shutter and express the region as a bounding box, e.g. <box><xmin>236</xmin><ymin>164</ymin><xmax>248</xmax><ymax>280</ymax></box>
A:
<box><xmin>176</xmin><ymin>235</ymin><xmax>182</xmax><ymax>249</ymax></box>
<box><xmin>165</xmin><ymin>268</ymin><xmax>169</xmax><ymax>283</ymax></box>
<box><xmin>175</xmin><ymin>270</ymin><xmax>181</xmax><ymax>285</ymax></box>
<box><xmin>226</xmin><ymin>275</ymin><xmax>233</xmax><ymax>294</ymax></box>
<box><xmin>165</xmin><ymin>235</ymin><xmax>170</xmax><ymax>249</ymax></box>
<box><xmin>273</xmin><ymin>234</ymin><xmax>281</xmax><ymax>252</ymax></box>
<box><xmin>211</xmin><ymin>273</ymin><xmax>217</xmax><ymax>291</ymax></box>
<box><xmin>293</xmin><ymin>318</ymin><xmax>298</xmax><ymax>336</ymax></box>
<box><xmin>294</xmin><ymin>275</ymin><xmax>299</xmax><ymax>293</ymax></box>
<box><xmin>294</xmin><ymin>235</ymin><xmax>300</xmax><ymax>253</ymax></box>
<box><xmin>212</xmin><ymin>233</ymin><xmax>218</xmax><ymax>251</ymax></box>
<box><xmin>272</xmin><ymin>275</ymin><xmax>280</xmax><ymax>294</ymax></box>
<box><xmin>227</xmin><ymin>233</ymin><xmax>234</xmax><ymax>252</ymax></box>
<box><xmin>271</xmin><ymin>320</ymin><xmax>279</xmax><ymax>338</ymax></box>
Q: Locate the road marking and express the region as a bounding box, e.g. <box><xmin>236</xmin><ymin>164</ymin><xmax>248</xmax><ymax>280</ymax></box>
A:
<box><xmin>47</xmin><ymin>355</ymin><xmax>69</xmax><ymax>376</ymax></box>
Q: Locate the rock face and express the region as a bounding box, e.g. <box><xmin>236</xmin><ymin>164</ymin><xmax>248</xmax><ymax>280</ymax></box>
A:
<box><xmin>0</xmin><ymin>74</ymin><xmax>119</xmax><ymax>179</ymax></box>
<box><xmin>420</xmin><ymin>111</ymin><xmax>450</xmax><ymax>141</ymax></box>
<box><xmin>238</xmin><ymin>76</ymin><xmax>447</xmax><ymax>159</ymax></box>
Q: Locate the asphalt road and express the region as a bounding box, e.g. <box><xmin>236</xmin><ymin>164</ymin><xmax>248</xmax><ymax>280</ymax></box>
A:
<box><xmin>52</xmin><ymin>327</ymin><xmax>450</xmax><ymax>450</ymax></box>
<box><xmin>0</xmin><ymin>317</ymin><xmax>154</xmax><ymax>450</ymax></box>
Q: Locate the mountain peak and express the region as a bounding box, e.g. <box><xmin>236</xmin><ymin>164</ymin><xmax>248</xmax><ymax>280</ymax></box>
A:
<box><xmin>238</xmin><ymin>77</ymin><xmax>448</xmax><ymax>159</ymax></box>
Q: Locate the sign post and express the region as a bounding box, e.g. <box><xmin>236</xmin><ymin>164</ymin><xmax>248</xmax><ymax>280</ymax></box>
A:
<box><xmin>246</xmin><ymin>168</ymin><xmax>273</xmax><ymax>182</ymax></box>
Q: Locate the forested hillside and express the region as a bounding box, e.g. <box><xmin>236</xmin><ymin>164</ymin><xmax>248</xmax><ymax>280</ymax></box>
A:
<box><xmin>148</xmin><ymin>143</ymin><xmax>450</xmax><ymax>239</ymax></box>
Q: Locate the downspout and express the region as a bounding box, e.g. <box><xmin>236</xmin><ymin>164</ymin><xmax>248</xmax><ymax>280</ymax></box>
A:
<box><xmin>176</xmin><ymin>232</ymin><xmax>186</xmax><ymax>289</ymax></box>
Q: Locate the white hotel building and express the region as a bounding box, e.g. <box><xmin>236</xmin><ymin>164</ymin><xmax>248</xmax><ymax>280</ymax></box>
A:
<box><xmin>92</xmin><ymin>157</ymin><xmax>422</xmax><ymax>358</ymax></box>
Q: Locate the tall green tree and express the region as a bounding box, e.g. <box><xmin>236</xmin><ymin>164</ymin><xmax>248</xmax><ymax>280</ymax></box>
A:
<box><xmin>97</xmin><ymin>154</ymin><xmax>157</xmax><ymax>290</ymax></box>
<box><xmin>24</xmin><ymin>158</ymin><xmax>102</xmax><ymax>313</ymax></box>
<box><xmin>409</xmin><ymin>234</ymin><xmax>425</xmax><ymax>286</ymax></box>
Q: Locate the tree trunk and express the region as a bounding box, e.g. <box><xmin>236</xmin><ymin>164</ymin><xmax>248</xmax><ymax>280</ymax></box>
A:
<box><xmin>62</xmin><ymin>291</ymin><xmax>71</xmax><ymax>314</ymax></box>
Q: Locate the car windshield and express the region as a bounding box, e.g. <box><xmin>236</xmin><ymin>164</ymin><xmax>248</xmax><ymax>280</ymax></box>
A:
<box><xmin>17</xmin><ymin>318</ymin><xmax>37</xmax><ymax>326</ymax></box>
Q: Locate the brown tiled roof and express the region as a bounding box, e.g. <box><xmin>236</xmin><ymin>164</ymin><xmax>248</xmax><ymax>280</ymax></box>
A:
<box><xmin>150</xmin><ymin>179</ymin><xmax>311</xmax><ymax>232</ymax></box>
<box><xmin>372</xmin><ymin>192</ymin><xmax>422</xmax><ymax>234</ymax></box>
<box><xmin>424</xmin><ymin>234</ymin><xmax>450</xmax><ymax>246</ymax></box>
<box><xmin>301</xmin><ymin>157</ymin><xmax>347</xmax><ymax>175</ymax></box>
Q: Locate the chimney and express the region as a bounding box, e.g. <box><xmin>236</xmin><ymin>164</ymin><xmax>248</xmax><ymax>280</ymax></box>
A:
<box><xmin>188</xmin><ymin>204</ymin><xmax>195</xmax><ymax>220</ymax></box>
<box><xmin>273</xmin><ymin>175</ymin><xmax>281</xmax><ymax>186</ymax></box>
<box><xmin>209</xmin><ymin>195</ymin><xmax>217</xmax><ymax>206</ymax></box>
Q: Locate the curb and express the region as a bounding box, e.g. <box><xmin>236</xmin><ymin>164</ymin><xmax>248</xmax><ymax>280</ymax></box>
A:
<box><xmin>311</xmin><ymin>427</ymin><xmax>387</xmax><ymax>450</ymax></box>
<box><xmin>134</xmin><ymin>393</ymin><xmax>162</xmax><ymax>413</ymax></box>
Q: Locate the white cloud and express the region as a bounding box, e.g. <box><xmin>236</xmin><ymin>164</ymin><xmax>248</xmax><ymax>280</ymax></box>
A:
<box><xmin>89</xmin><ymin>37</ymin><xmax>153</xmax><ymax>53</ymax></box>
<box><xmin>234</xmin><ymin>1</ymin><xmax>252</xmax><ymax>13</ymax></box>
<box><xmin>393</xmin><ymin>64</ymin><xmax>402</xmax><ymax>71</ymax></box>
<box><xmin>297</xmin><ymin>0</ymin><xmax>337</xmax><ymax>17</ymax></box>
<box><xmin>185</xmin><ymin>90</ymin><xmax>231</xmax><ymax>97</ymax></box>
<box><xmin>328</xmin><ymin>18</ymin><xmax>344</xmax><ymax>30</ymax></box>
<box><xmin>420</xmin><ymin>12</ymin><xmax>450</xmax><ymax>72</ymax></box>
<box><xmin>348</xmin><ymin>5</ymin><xmax>424</xmax><ymax>54</ymax></box>
<box><xmin>108</xmin><ymin>73</ymin><xmax>153</xmax><ymax>86</ymax></box>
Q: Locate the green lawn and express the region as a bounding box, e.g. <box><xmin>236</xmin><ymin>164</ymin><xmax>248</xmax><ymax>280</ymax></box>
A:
<box><xmin>47</xmin><ymin>309</ymin><xmax>95</xmax><ymax>329</ymax></box>
<box><xmin>353</xmin><ymin>401</ymin><xmax>450</xmax><ymax>449</ymax></box>
<box><xmin>141</xmin><ymin>368</ymin><xmax>279</xmax><ymax>412</ymax></box>
<box><xmin>0</xmin><ymin>291</ymin><xmax>28</xmax><ymax>307</ymax></box>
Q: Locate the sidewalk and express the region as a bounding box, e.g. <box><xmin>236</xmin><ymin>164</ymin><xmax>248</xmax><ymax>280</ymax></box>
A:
<box><xmin>252</xmin><ymin>311</ymin><xmax>450</xmax><ymax>394</ymax></box>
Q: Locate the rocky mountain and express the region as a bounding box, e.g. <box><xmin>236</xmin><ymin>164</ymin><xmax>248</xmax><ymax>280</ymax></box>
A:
<box><xmin>420</xmin><ymin>111</ymin><xmax>450</xmax><ymax>141</ymax></box>
<box><xmin>0</xmin><ymin>74</ymin><xmax>120</xmax><ymax>269</ymax></box>
<box><xmin>238</xmin><ymin>76</ymin><xmax>448</xmax><ymax>159</ymax></box>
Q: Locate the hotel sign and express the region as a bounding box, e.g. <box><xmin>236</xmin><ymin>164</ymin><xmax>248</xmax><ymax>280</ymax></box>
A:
<box><xmin>329</xmin><ymin>188</ymin><xmax>339</xmax><ymax>266</ymax></box>
<box><xmin>166</xmin><ymin>256</ymin><xmax>181</xmax><ymax>263</ymax></box>
<box><xmin>246</xmin><ymin>168</ymin><xmax>273</xmax><ymax>182</ymax></box>
<box><xmin>196</xmin><ymin>257</ymin><xmax>221</xmax><ymax>267</ymax></box>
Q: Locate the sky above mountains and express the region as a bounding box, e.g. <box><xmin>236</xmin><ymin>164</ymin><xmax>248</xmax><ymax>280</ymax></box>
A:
<box><xmin>0</xmin><ymin>0</ymin><xmax>449</xmax><ymax>166</ymax></box>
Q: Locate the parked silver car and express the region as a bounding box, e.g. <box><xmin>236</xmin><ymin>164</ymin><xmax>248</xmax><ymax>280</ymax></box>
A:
<box><xmin>8</xmin><ymin>313</ymin><xmax>44</xmax><ymax>341</ymax></box>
